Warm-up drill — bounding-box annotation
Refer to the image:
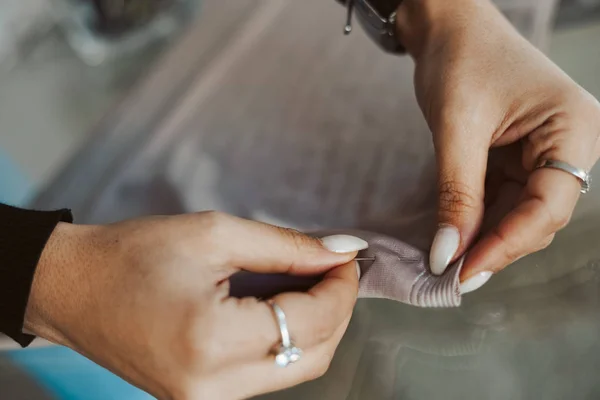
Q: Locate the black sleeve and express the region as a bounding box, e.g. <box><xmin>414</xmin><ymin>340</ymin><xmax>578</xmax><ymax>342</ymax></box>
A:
<box><xmin>0</xmin><ymin>204</ymin><xmax>73</xmax><ymax>347</ymax></box>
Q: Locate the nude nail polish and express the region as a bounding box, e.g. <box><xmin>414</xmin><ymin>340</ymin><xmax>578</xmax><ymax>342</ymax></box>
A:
<box><xmin>430</xmin><ymin>225</ymin><xmax>460</xmax><ymax>275</ymax></box>
<box><xmin>460</xmin><ymin>271</ymin><xmax>493</xmax><ymax>294</ymax></box>
<box><xmin>321</xmin><ymin>235</ymin><xmax>369</xmax><ymax>253</ymax></box>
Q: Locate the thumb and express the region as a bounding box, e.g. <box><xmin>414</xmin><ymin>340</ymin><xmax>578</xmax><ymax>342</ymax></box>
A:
<box><xmin>430</xmin><ymin>130</ymin><xmax>488</xmax><ymax>275</ymax></box>
<box><xmin>218</xmin><ymin>214</ymin><xmax>368</xmax><ymax>275</ymax></box>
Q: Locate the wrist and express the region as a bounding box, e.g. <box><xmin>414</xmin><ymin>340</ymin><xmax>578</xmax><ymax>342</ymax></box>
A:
<box><xmin>395</xmin><ymin>0</ymin><xmax>483</xmax><ymax>58</ymax></box>
<box><xmin>23</xmin><ymin>222</ymin><xmax>99</xmax><ymax>347</ymax></box>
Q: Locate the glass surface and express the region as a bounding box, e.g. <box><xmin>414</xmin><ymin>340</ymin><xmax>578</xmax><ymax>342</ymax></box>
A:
<box><xmin>259</xmin><ymin>212</ymin><xmax>600</xmax><ymax>400</ymax></box>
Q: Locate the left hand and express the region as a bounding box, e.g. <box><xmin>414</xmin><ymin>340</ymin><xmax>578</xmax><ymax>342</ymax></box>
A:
<box><xmin>25</xmin><ymin>212</ymin><xmax>363</xmax><ymax>400</ymax></box>
<box><xmin>396</xmin><ymin>0</ymin><xmax>600</xmax><ymax>291</ymax></box>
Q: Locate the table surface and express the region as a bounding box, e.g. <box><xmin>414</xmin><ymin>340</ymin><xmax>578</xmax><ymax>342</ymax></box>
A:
<box><xmin>17</xmin><ymin>1</ymin><xmax>600</xmax><ymax>399</ymax></box>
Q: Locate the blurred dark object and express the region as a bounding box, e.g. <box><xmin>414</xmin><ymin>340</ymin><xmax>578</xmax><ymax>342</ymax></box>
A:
<box><xmin>54</xmin><ymin>0</ymin><xmax>199</xmax><ymax>65</ymax></box>
<box><xmin>556</xmin><ymin>0</ymin><xmax>600</xmax><ymax>28</ymax></box>
<box><xmin>89</xmin><ymin>0</ymin><xmax>177</xmax><ymax>37</ymax></box>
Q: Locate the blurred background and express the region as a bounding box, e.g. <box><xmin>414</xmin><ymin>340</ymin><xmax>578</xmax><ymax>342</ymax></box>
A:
<box><xmin>0</xmin><ymin>0</ymin><xmax>200</xmax><ymax>206</ymax></box>
<box><xmin>1</xmin><ymin>0</ymin><xmax>600</xmax><ymax>399</ymax></box>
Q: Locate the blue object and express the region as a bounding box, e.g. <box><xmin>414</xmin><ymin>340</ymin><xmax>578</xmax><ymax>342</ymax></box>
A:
<box><xmin>0</xmin><ymin>149</ymin><xmax>33</xmax><ymax>206</ymax></box>
<box><xmin>6</xmin><ymin>347</ymin><xmax>154</xmax><ymax>400</ymax></box>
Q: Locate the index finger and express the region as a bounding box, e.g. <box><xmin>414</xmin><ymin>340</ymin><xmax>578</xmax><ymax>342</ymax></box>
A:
<box><xmin>461</xmin><ymin>167</ymin><xmax>581</xmax><ymax>281</ymax></box>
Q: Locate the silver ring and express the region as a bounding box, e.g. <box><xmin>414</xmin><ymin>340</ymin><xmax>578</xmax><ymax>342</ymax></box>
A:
<box><xmin>536</xmin><ymin>159</ymin><xmax>591</xmax><ymax>194</ymax></box>
<box><xmin>269</xmin><ymin>302</ymin><xmax>302</xmax><ymax>367</ymax></box>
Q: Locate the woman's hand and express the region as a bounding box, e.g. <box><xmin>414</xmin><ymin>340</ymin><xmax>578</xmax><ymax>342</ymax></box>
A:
<box><xmin>396</xmin><ymin>0</ymin><xmax>600</xmax><ymax>290</ymax></box>
<box><xmin>24</xmin><ymin>211</ymin><xmax>366</xmax><ymax>399</ymax></box>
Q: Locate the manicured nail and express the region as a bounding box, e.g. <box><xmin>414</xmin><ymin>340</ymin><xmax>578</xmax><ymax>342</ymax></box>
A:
<box><xmin>430</xmin><ymin>225</ymin><xmax>460</xmax><ymax>275</ymax></box>
<box><xmin>321</xmin><ymin>235</ymin><xmax>369</xmax><ymax>253</ymax></box>
<box><xmin>355</xmin><ymin>261</ymin><xmax>362</xmax><ymax>280</ymax></box>
<box><xmin>460</xmin><ymin>271</ymin><xmax>493</xmax><ymax>294</ymax></box>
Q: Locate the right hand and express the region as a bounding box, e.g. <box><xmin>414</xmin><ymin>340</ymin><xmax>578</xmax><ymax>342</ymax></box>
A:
<box><xmin>24</xmin><ymin>211</ymin><xmax>365</xmax><ymax>399</ymax></box>
<box><xmin>397</xmin><ymin>0</ymin><xmax>600</xmax><ymax>289</ymax></box>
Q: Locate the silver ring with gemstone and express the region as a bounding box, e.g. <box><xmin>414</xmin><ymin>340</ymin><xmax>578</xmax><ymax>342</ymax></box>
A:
<box><xmin>269</xmin><ymin>302</ymin><xmax>302</xmax><ymax>367</ymax></box>
<box><xmin>536</xmin><ymin>159</ymin><xmax>591</xmax><ymax>194</ymax></box>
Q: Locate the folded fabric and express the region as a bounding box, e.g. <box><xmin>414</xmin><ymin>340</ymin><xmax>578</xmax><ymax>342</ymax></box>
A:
<box><xmin>230</xmin><ymin>229</ymin><xmax>465</xmax><ymax>308</ymax></box>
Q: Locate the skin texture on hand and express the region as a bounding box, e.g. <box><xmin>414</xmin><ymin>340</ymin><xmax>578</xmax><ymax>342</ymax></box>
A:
<box><xmin>24</xmin><ymin>212</ymin><xmax>362</xmax><ymax>400</ymax></box>
<box><xmin>397</xmin><ymin>0</ymin><xmax>600</xmax><ymax>288</ymax></box>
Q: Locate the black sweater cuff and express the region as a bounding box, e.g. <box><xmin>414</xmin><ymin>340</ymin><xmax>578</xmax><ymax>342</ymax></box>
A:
<box><xmin>0</xmin><ymin>204</ymin><xmax>73</xmax><ymax>347</ymax></box>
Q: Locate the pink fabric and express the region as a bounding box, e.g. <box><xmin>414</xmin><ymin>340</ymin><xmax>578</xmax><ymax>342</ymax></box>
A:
<box><xmin>230</xmin><ymin>230</ymin><xmax>465</xmax><ymax>308</ymax></box>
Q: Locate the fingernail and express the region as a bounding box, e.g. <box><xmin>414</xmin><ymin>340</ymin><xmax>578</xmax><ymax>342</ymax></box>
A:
<box><xmin>355</xmin><ymin>261</ymin><xmax>362</xmax><ymax>280</ymax></box>
<box><xmin>430</xmin><ymin>225</ymin><xmax>460</xmax><ymax>275</ymax></box>
<box><xmin>321</xmin><ymin>235</ymin><xmax>369</xmax><ymax>253</ymax></box>
<box><xmin>460</xmin><ymin>271</ymin><xmax>493</xmax><ymax>294</ymax></box>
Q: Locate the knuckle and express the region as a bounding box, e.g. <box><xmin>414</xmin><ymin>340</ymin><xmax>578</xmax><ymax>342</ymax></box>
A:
<box><xmin>490</xmin><ymin>228</ymin><xmax>520</xmax><ymax>265</ymax></box>
<box><xmin>540</xmin><ymin>236</ymin><xmax>554</xmax><ymax>251</ymax></box>
<box><xmin>438</xmin><ymin>180</ymin><xmax>480</xmax><ymax>216</ymax></box>
<box><xmin>278</xmin><ymin>227</ymin><xmax>316</xmax><ymax>247</ymax></box>
<box><xmin>276</xmin><ymin>227</ymin><xmax>320</xmax><ymax>260</ymax></box>
<box><xmin>315</xmin><ymin>355</ymin><xmax>333</xmax><ymax>378</ymax></box>
<box><xmin>178</xmin><ymin>307</ymin><xmax>221</xmax><ymax>371</ymax></box>
<box><xmin>540</xmin><ymin>201</ymin><xmax>571</xmax><ymax>231</ymax></box>
<box><xmin>553</xmin><ymin>208</ymin><xmax>571</xmax><ymax>230</ymax></box>
<box><xmin>198</xmin><ymin>210</ymin><xmax>229</xmax><ymax>230</ymax></box>
<box><xmin>553</xmin><ymin>212</ymin><xmax>571</xmax><ymax>230</ymax></box>
<box><xmin>310</xmin><ymin>308</ymin><xmax>337</xmax><ymax>344</ymax></box>
<box><xmin>194</xmin><ymin>211</ymin><xmax>232</xmax><ymax>262</ymax></box>
<box><xmin>529</xmin><ymin>195</ymin><xmax>571</xmax><ymax>232</ymax></box>
<box><xmin>303</xmin><ymin>354</ymin><xmax>333</xmax><ymax>381</ymax></box>
<box><xmin>179</xmin><ymin>334</ymin><xmax>209</xmax><ymax>371</ymax></box>
<box><xmin>190</xmin><ymin>330</ymin><xmax>224</xmax><ymax>370</ymax></box>
<box><xmin>275</xmin><ymin>226</ymin><xmax>303</xmax><ymax>244</ymax></box>
<box><xmin>187</xmin><ymin>330</ymin><xmax>212</xmax><ymax>362</ymax></box>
